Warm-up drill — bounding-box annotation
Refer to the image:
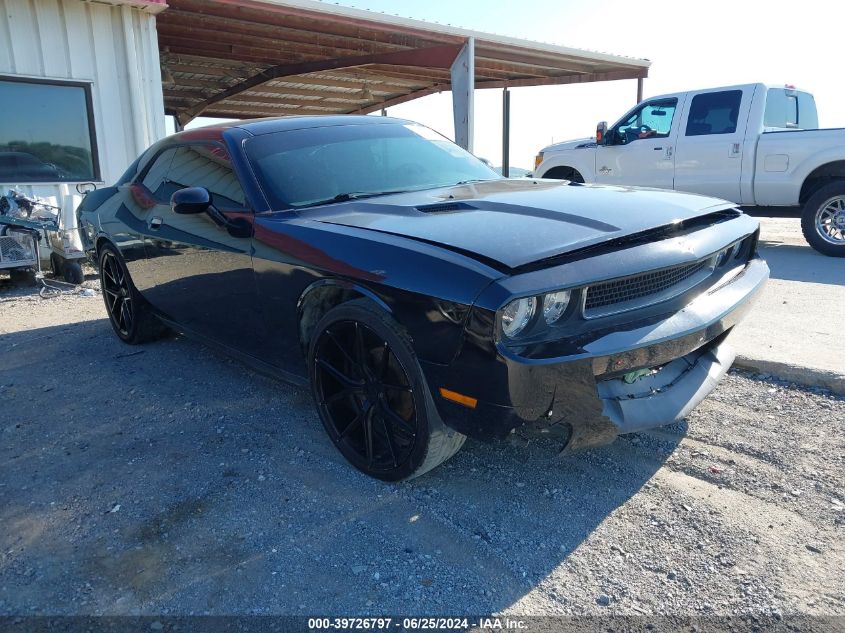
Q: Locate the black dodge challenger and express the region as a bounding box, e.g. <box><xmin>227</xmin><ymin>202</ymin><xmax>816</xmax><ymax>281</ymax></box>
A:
<box><xmin>78</xmin><ymin>116</ymin><xmax>769</xmax><ymax>481</ymax></box>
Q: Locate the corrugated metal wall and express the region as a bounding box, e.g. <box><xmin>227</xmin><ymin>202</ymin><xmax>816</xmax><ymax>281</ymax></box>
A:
<box><xmin>0</xmin><ymin>0</ymin><xmax>166</xmax><ymax>209</ymax></box>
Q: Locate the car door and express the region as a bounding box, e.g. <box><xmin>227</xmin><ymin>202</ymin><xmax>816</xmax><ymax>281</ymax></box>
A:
<box><xmin>143</xmin><ymin>142</ymin><xmax>265</xmax><ymax>357</ymax></box>
<box><xmin>673</xmin><ymin>88</ymin><xmax>750</xmax><ymax>203</ymax></box>
<box><xmin>594</xmin><ymin>97</ymin><xmax>682</xmax><ymax>190</ymax></box>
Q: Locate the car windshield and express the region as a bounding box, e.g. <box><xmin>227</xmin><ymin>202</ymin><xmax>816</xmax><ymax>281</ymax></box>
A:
<box><xmin>244</xmin><ymin>122</ymin><xmax>500</xmax><ymax>209</ymax></box>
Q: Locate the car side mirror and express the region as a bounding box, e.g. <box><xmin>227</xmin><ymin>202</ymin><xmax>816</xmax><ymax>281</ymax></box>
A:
<box><xmin>171</xmin><ymin>187</ymin><xmax>211</xmax><ymax>214</ymax></box>
<box><xmin>596</xmin><ymin>121</ymin><xmax>608</xmax><ymax>145</ymax></box>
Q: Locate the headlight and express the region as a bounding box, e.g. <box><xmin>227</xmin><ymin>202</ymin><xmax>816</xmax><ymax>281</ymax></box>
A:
<box><xmin>542</xmin><ymin>290</ymin><xmax>571</xmax><ymax>324</ymax></box>
<box><xmin>534</xmin><ymin>152</ymin><xmax>544</xmax><ymax>171</ymax></box>
<box><xmin>501</xmin><ymin>297</ymin><xmax>537</xmax><ymax>338</ymax></box>
<box><xmin>716</xmin><ymin>242</ymin><xmax>741</xmax><ymax>267</ymax></box>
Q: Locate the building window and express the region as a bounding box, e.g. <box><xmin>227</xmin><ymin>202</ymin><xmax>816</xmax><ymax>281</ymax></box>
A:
<box><xmin>0</xmin><ymin>77</ymin><xmax>99</xmax><ymax>183</ymax></box>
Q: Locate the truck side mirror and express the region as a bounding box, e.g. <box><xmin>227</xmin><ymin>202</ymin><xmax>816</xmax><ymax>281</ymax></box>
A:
<box><xmin>596</xmin><ymin>121</ymin><xmax>608</xmax><ymax>145</ymax></box>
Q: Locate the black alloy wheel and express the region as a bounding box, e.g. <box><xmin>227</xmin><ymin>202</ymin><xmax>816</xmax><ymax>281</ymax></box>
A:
<box><xmin>98</xmin><ymin>244</ymin><xmax>167</xmax><ymax>344</ymax></box>
<box><xmin>309</xmin><ymin>299</ymin><xmax>465</xmax><ymax>481</ymax></box>
<box><xmin>100</xmin><ymin>249</ymin><xmax>134</xmax><ymax>338</ymax></box>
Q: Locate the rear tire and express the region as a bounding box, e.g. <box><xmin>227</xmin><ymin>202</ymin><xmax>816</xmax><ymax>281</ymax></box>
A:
<box><xmin>98</xmin><ymin>243</ymin><xmax>168</xmax><ymax>344</ymax></box>
<box><xmin>307</xmin><ymin>298</ymin><xmax>465</xmax><ymax>481</ymax></box>
<box><xmin>801</xmin><ymin>182</ymin><xmax>845</xmax><ymax>257</ymax></box>
<box><xmin>63</xmin><ymin>261</ymin><xmax>84</xmax><ymax>285</ymax></box>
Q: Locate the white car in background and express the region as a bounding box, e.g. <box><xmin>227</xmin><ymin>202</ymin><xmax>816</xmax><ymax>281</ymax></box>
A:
<box><xmin>534</xmin><ymin>83</ymin><xmax>845</xmax><ymax>257</ymax></box>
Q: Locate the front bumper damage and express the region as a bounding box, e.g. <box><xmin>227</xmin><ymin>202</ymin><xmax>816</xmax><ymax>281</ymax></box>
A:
<box><xmin>423</xmin><ymin>256</ymin><xmax>768</xmax><ymax>451</ymax></box>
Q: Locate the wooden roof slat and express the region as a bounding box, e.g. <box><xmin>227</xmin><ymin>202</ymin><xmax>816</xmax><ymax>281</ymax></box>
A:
<box><xmin>162</xmin><ymin>8</ymin><xmax>408</xmax><ymax>56</ymax></box>
<box><xmin>179</xmin><ymin>44</ymin><xmax>462</xmax><ymax>119</ymax></box>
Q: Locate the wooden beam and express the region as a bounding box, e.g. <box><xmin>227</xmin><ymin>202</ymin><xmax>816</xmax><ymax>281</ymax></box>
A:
<box><xmin>165</xmin><ymin>62</ymin><xmax>259</xmax><ymax>78</ymax></box>
<box><xmin>201</xmin><ymin>104</ymin><xmax>348</xmax><ymax>117</ymax></box>
<box><xmin>161</xmin><ymin>9</ymin><xmax>404</xmax><ymax>57</ymax></box>
<box><xmin>180</xmin><ymin>44</ymin><xmax>462</xmax><ymax>120</ymax></box>
<box><xmin>474</xmin><ymin>67</ymin><xmax>649</xmax><ymax>89</ymax></box>
<box><xmin>352</xmin><ymin>87</ymin><xmax>443</xmax><ymax>114</ymax></box>
<box><xmin>474</xmin><ymin>46</ymin><xmax>605</xmax><ymax>74</ymax></box>
<box><xmin>170</xmin><ymin>0</ymin><xmax>463</xmax><ymax>48</ymax></box>
<box><xmin>289</xmin><ymin>72</ymin><xmax>423</xmax><ymax>90</ymax></box>
<box><xmin>157</xmin><ymin>23</ymin><xmax>384</xmax><ymax>62</ymax></box>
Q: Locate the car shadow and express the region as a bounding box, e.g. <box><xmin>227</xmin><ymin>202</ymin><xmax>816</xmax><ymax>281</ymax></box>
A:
<box><xmin>0</xmin><ymin>319</ymin><xmax>680</xmax><ymax>615</ymax></box>
<box><xmin>757</xmin><ymin>240</ymin><xmax>845</xmax><ymax>287</ymax></box>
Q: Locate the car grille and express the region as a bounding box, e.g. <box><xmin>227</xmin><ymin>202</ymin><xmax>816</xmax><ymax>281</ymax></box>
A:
<box><xmin>584</xmin><ymin>258</ymin><xmax>712</xmax><ymax>317</ymax></box>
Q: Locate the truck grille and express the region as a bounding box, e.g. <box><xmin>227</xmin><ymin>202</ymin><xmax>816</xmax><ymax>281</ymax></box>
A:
<box><xmin>584</xmin><ymin>258</ymin><xmax>712</xmax><ymax>317</ymax></box>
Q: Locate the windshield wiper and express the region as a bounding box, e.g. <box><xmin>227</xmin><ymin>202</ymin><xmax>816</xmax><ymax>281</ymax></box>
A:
<box><xmin>298</xmin><ymin>190</ymin><xmax>409</xmax><ymax>209</ymax></box>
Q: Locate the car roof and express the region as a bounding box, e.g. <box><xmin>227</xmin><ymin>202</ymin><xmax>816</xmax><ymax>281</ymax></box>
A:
<box><xmin>173</xmin><ymin>114</ymin><xmax>413</xmax><ymax>141</ymax></box>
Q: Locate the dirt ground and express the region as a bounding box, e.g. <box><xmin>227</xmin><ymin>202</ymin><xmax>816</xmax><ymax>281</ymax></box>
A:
<box><xmin>0</xmin><ymin>271</ymin><xmax>843</xmax><ymax>619</ymax></box>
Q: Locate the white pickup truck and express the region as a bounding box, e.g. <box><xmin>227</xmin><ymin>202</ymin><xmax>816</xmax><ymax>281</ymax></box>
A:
<box><xmin>533</xmin><ymin>83</ymin><xmax>845</xmax><ymax>256</ymax></box>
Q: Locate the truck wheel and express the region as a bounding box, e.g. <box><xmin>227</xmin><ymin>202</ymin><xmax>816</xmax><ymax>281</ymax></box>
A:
<box><xmin>801</xmin><ymin>182</ymin><xmax>845</xmax><ymax>257</ymax></box>
<box><xmin>308</xmin><ymin>298</ymin><xmax>466</xmax><ymax>481</ymax></box>
<box><xmin>62</xmin><ymin>261</ymin><xmax>84</xmax><ymax>285</ymax></box>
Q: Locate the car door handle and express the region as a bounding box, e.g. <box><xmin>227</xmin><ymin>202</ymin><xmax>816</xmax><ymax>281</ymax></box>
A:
<box><xmin>149</xmin><ymin>216</ymin><xmax>163</xmax><ymax>230</ymax></box>
<box><xmin>653</xmin><ymin>147</ymin><xmax>663</xmax><ymax>150</ymax></box>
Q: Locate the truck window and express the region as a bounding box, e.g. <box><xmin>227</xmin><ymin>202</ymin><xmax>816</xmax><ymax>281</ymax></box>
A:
<box><xmin>685</xmin><ymin>90</ymin><xmax>742</xmax><ymax>136</ymax></box>
<box><xmin>615</xmin><ymin>99</ymin><xmax>677</xmax><ymax>144</ymax></box>
<box><xmin>764</xmin><ymin>88</ymin><xmax>819</xmax><ymax>129</ymax></box>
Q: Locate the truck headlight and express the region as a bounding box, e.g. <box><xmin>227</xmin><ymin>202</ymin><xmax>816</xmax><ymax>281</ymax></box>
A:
<box><xmin>542</xmin><ymin>290</ymin><xmax>571</xmax><ymax>324</ymax></box>
<box><xmin>501</xmin><ymin>297</ymin><xmax>537</xmax><ymax>338</ymax></box>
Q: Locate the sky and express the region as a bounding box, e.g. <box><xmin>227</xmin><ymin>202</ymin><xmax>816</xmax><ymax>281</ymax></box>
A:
<box><xmin>188</xmin><ymin>0</ymin><xmax>845</xmax><ymax>170</ymax></box>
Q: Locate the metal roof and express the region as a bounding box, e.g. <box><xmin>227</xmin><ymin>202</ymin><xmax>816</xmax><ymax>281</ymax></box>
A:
<box><xmin>157</xmin><ymin>0</ymin><xmax>651</xmax><ymax>124</ymax></box>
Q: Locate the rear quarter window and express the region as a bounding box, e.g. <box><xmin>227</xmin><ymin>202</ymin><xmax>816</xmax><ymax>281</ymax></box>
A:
<box><xmin>764</xmin><ymin>88</ymin><xmax>819</xmax><ymax>129</ymax></box>
<box><xmin>685</xmin><ymin>90</ymin><xmax>743</xmax><ymax>136</ymax></box>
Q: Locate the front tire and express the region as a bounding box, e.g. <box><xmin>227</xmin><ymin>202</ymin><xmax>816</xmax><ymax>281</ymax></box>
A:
<box><xmin>98</xmin><ymin>244</ymin><xmax>168</xmax><ymax>344</ymax></box>
<box><xmin>801</xmin><ymin>182</ymin><xmax>845</xmax><ymax>257</ymax></box>
<box><xmin>308</xmin><ymin>299</ymin><xmax>465</xmax><ymax>481</ymax></box>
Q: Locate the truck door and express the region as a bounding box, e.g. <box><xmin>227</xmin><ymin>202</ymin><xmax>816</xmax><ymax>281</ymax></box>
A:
<box><xmin>594</xmin><ymin>97</ymin><xmax>681</xmax><ymax>190</ymax></box>
<box><xmin>673</xmin><ymin>88</ymin><xmax>751</xmax><ymax>203</ymax></box>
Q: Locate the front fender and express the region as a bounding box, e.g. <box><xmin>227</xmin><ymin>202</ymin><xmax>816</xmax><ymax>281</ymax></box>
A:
<box><xmin>536</xmin><ymin>149</ymin><xmax>597</xmax><ymax>181</ymax></box>
<box><xmin>252</xmin><ymin>215</ymin><xmax>504</xmax><ymax>366</ymax></box>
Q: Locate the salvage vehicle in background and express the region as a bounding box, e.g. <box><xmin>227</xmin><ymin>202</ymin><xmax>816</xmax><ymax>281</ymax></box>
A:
<box><xmin>79</xmin><ymin>116</ymin><xmax>768</xmax><ymax>481</ymax></box>
<box><xmin>534</xmin><ymin>83</ymin><xmax>845</xmax><ymax>257</ymax></box>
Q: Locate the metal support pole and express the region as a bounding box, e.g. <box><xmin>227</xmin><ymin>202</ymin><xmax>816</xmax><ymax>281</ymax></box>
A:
<box><xmin>637</xmin><ymin>77</ymin><xmax>644</xmax><ymax>103</ymax></box>
<box><xmin>502</xmin><ymin>87</ymin><xmax>510</xmax><ymax>178</ymax></box>
<box><xmin>450</xmin><ymin>37</ymin><xmax>475</xmax><ymax>152</ymax></box>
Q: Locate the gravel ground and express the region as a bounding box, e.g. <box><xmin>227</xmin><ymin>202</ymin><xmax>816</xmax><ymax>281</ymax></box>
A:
<box><xmin>1</xmin><ymin>273</ymin><xmax>843</xmax><ymax>618</ymax></box>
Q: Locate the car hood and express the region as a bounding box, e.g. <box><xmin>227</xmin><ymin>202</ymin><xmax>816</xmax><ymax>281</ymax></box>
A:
<box><xmin>541</xmin><ymin>137</ymin><xmax>597</xmax><ymax>152</ymax></box>
<box><xmin>307</xmin><ymin>180</ymin><xmax>736</xmax><ymax>270</ymax></box>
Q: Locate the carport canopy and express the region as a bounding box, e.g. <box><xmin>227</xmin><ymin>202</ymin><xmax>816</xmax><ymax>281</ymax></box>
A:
<box><xmin>157</xmin><ymin>0</ymin><xmax>650</xmax><ymax>136</ymax></box>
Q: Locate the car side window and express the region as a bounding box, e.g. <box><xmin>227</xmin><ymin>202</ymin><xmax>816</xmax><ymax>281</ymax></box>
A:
<box><xmin>140</xmin><ymin>149</ymin><xmax>177</xmax><ymax>201</ymax></box>
<box><xmin>166</xmin><ymin>144</ymin><xmax>248</xmax><ymax>211</ymax></box>
<box><xmin>615</xmin><ymin>99</ymin><xmax>677</xmax><ymax>144</ymax></box>
<box><xmin>685</xmin><ymin>90</ymin><xmax>743</xmax><ymax>136</ymax></box>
